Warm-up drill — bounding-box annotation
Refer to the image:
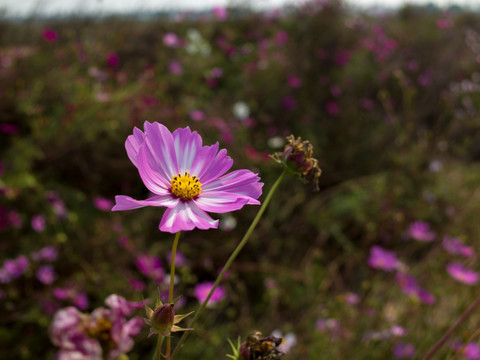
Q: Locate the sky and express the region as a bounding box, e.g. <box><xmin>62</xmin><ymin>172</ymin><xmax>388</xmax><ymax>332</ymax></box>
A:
<box><xmin>0</xmin><ymin>0</ymin><xmax>479</xmax><ymax>17</ymax></box>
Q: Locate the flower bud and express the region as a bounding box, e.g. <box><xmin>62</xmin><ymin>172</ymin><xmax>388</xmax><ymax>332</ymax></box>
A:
<box><xmin>151</xmin><ymin>303</ymin><xmax>175</xmax><ymax>334</ymax></box>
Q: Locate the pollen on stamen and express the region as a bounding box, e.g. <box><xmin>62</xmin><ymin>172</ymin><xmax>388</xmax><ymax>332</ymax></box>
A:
<box><xmin>170</xmin><ymin>171</ymin><xmax>202</xmax><ymax>200</ymax></box>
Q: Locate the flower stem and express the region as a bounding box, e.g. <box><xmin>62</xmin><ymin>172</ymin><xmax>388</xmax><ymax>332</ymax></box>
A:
<box><xmin>423</xmin><ymin>293</ymin><xmax>480</xmax><ymax>360</ymax></box>
<box><xmin>171</xmin><ymin>171</ymin><xmax>287</xmax><ymax>359</ymax></box>
<box><xmin>154</xmin><ymin>334</ymin><xmax>164</xmax><ymax>360</ymax></box>
<box><xmin>165</xmin><ymin>231</ymin><xmax>181</xmax><ymax>360</ymax></box>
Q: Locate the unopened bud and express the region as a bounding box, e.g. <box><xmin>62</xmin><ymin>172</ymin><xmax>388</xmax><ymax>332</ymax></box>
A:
<box><xmin>151</xmin><ymin>303</ymin><xmax>175</xmax><ymax>334</ymax></box>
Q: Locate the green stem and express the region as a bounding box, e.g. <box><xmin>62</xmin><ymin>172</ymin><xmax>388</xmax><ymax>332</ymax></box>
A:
<box><xmin>171</xmin><ymin>171</ymin><xmax>287</xmax><ymax>359</ymax></box>
<box><xmin>166</xmin><ymin>231</ymin><xmax>181</xmax><ymax>360</ymax></box>
<box><xmin>154</xmin><ymin>334</ymin><xmax>164</xmax><ymax>360</ymax></box>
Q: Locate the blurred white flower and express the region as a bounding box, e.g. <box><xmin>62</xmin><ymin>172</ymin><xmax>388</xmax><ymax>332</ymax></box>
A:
<box><xmin>233</xmin><ymin>101</ymin><xmax>250</xmax><ymax>120</ymax></box>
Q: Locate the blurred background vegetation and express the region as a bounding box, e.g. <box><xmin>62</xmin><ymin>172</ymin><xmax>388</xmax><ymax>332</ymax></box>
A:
<box><xmin>2</xmin><ymin>1</ymin><xmax>480</xmax><ymax>358</ymax></box>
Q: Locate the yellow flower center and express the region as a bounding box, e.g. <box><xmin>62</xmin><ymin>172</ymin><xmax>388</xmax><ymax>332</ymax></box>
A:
<box><xmin>170</xmin><ymin>171</ymin><xmax>202</xmax><ymax>200</ymax></box>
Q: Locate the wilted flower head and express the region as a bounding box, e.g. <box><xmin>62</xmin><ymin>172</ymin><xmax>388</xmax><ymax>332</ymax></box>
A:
<box><xmin>271</xmin><ymin>135</ymin><xmax>322</xmax><ymax>191</ymax></box>
<box><xmin>112</xmin><ymin>122</ymin><xmax>263</xmax><ymax>233</ymax></box>
<box><xmin>50</xmin><ymin>295</ymin><xmax>145</xmax><ymax>360</ymax></box>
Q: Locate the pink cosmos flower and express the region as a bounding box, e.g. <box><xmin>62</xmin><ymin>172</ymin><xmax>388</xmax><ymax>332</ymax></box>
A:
<box><xmin>396</xmin><ymin>272</ymin><xmax>436</xmax><ymax>304</ymax></box>
<box><xmin>36</xmin><ymin>265</ymin><xmax>57</xmax><ymax>284</ymax></box>
<box><xmin>112</xmin><ymin>122</ymin><xmax>263</xmax><ymax>233</ymax></box>
<box><xmin>447</xmin><ymin>262</ymin><xmax>479</xmax><ymax>285</ymax></box>
<box><xmin>367</xmin><ymin>246</ymin><xmax>398</xmax><ymax>271</ymax></box>
<box><xmin>443</xmin><ymin>236</ymin><xmax>474</xmax><ymax>257</ymax></box>
<box><xmin>408</xmin><ymin>221</ymin><xmax>435</xmax><ymax>242</ymax></box>
<box><xmin>42</xmin><ymin>28</ymin><xmax>58</xmax><ymax>42</ymax></box>
<box><xmin>393</xmin><ymin>342</ymin><xmax>416</xmax><ymax>358</ymax></box>
<box><xmin>194</xmin><ymin>281</ymin><xmax>226</xmax><ymax>306</ymax></box>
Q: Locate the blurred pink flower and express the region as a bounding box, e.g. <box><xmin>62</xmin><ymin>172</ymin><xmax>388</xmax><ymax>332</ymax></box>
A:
<box><xmin>461</xmin><ymin>342</ymin><xmax>480</xmax><ymax>359</ymax></box>
<box><xmin>31</xmin><ymin>214</ymin><xmax>46</xmax><ymax>233</ymax></box>
<box><xmin>168</xmin><ymin>60</ymin><xmax>183</xmax><ymax>75</ymax></box>
<box><xmin>447</xmin><ymin>262</ymin><xmax>479</xmax><ymax>285</ymax></box>
<box><xmin>287</xmin><ymin>75</ymin><xmax>302</xmax><ymax>88</ymax></box>
<box><xmin>189</xmin><ymin>109</ymin><xmax>205</xmax><ymax>122</ymax></box>
<box><xmin>326</xmin><ymin>101</ymin><xmax>340</xmax><ymax>116</ymax></box>
<box><xmin>135</xmin><ymin>254</ymin><xmax>165</xmax><ymax>283</ymax></box>
<box><xmin>0</xmin><ymin>123</ymin><xmax>19</xmax><ymax>134</ymax></box>
<box><xmin>443</xmin><ymin>236</ymin><xmax>474</xmax><ymax>257</ymax></box>
<box><xmin>106</xmin><ymin>52</ymin><xmax>120</xmax><ymax>68</ymax></box>
<box><xmin>30</xmin><ymin>245</ymin><xmax>57</xmax><ymax>261</ymax></box>
<box><xmin>42</xmin><ymin>28</ymin><xmax>58</xmax><ymax>42</ymax></box>
<box><xmin>393</xmin><ymin>342</ymin><xmax>416</xmax><ymax>358</ymax></box>
<box><xmin>275</xmin><ymin>30</ymin><xmax>289</xmax><ymax>45</ymax></box>
<box><xmin>36</xmin><ymin>265</ymin><xmax>57</xmax><ymax>284</ymax></box>
<box><xmin>112</xmin><ymin>122</ymin><xmax>263</xmax><ymax>233</ymax></box>
<box><xmin>396</xmin><ymin>272</ymin><xmax>435</xmax><ymax>304</ymax></box>
<box><xmin>368</xmin><ymin>246</ymin><xmax>398</xmax><ymax>271</ymax></box>
<box><xmin>408</xmin><ymin>221</ymin><xmax>435</xmax><ymax>242</ymax></box>
<box><xmin>194</xmin><ymin>281</ymin><xmax>226</xmax><ymax>306</ymax></box>
<box><xmin>94</xmin><ymin>197</ymin><xmax>114</xmax><ymax>211</ymax></box>
<box><xmin>213</xmin><ymin>6</ymin><xmax>228</xmax><ymax>20</ymax></box>
<box><xmin>163</xmin><ymin>33</ymin><xmax>180</xmax><ymax>47</ymax></box>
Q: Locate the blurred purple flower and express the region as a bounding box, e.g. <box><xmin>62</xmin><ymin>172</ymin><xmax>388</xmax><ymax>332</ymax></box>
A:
<box><xmin>136</xmin><ymin>254</ymin><xmax>165</xmax><ymax>283</ymax></box>
<box><xmin>129</xmin><ymin>277</ymin><xmax>146</xmax><ymax>292</ymax></box>
<box><xmin>275</xmin><ymin>30</ymin><xmax>289</xmax><ymax>45</ymax></box>
<box><xmin>94</xmin><ymin>197</ymin><xmax>114</xmax><ymax>211</ymax></box>
<box><xmin>334</xmin><ymin>50</ymin><xmax>351</xmax><ymax>66</ymax></box>
<box><xmin>0</xmin><ymin>122</ymin><xmax>19</xmax><ymax>134</ymax></box>
<box><xmin>443</xmin><ymin>236</ymin><xmax>474</xmax><ymax>257</ymax></box>
<box><xmin>31</xmin><ymin>214</ymin><xmax>46</xmax><ymax>232</ymax></box>
<box><xmin>42</xmin><ymin>28</ymin><xmax>58</xmax><ymax>42</ymax></box>
<box><xmin>189</xmin><ymin>109</ymin><xmax>205</xmax><ymax>122</ymax></box>
<box><xmin>50</xmin><ymin>295</ymin><xmax>144</xmax><ymax>360</ymax></box>
<box><xmin>163</xmin><ymin>33</ymin><xmax>180</xmax><ymax>47</ymax></box>
<box><xmin>316</xmin><ymin>318</ymin><xmax>343</xmax><ymax>339</ymax></box>
<box><xmin>1</xmin><ymin>255</ymin><xmax>29</xmax><ymax>283</ymax></box>
<box><xmin>368</xmin><ymin>246</ymin><xmax>398</xmax><ymax>271</ymax></box>
<box><xmin>166</xmin><ymin>250</ymin><xmax>188</xmax><ymax>267</ymax></box>
<box><xmin>408</xmin><ymin>221</ymin><xmax>435</xmax><ymax>242</ymax></box>
<box><xmin>360</xmin><ymin>98</ymin><xmax>375</xmax><ymax>110</ymax></box>
<box><xmin>213</xmin><ymin>6</ymin><xmax>228</xmax><ymax>20</ymax></box>
<box><xmin>287</xmin><ymin>75</ymin><xmax>302</xmax><ymax>88</ymax></box>
<box><xmin>396</xmin><ymin>272</ymin><xmax>435</xmax><ymax>304</ymax></box>
<box><xmin>112</xmin><ymin>122</ymin><xmax>262</xmax><ymax>233</ymax></box>
<box><xmin>31</xmin><ymin>245</ymin><xmax>58</xmax><ymax>262</ymax></box>
<box><xmin>106</xmin><ymin>52</ymin><xmax>120</xmax><ymax>68</ymax></box>
<box><xmin>393</xmin><ymin>342</ymin><xmax>416</xmax><ymax>358</ymax></box>
<box><xmin>36</xmin><ymin>265</ymin><xmax>57</xmax><ymax>284</ymax></box>
<box><xmin>281</xmin><ymin>96</ymin><xmax>296</xmax><ymax>110</ymax></box>
<box><xmin>447</xmin><ymin>262</ymin><xmax>479</xmax><ymax>285</ymax></box>
<box><xmin>168</xmin><ymin>60</ymin><xmax>183</xmax><ymax>75</ymax></box>
<box><xmin>461</xmin><ymin>342</ymin><xmax>480</xmax><ymax>359</ymax></box>
<box><xmin>72</xmin><ymin>292</ymin><xmax>89</xmax><ymax>310</ymax></box>
<box><xmin>326</xmin><ymin>101</ymin><xmax>340</xmax><ymax>116</ymax></box>
<box><xmin>194</xmin><ymin>281</ymin><xmax>226</xmax><ymax>306</ymax></box>
<box><xmin>53</xmin><ymin>287</ymin><xmax>89</xmax><ymax>310</ymax></box>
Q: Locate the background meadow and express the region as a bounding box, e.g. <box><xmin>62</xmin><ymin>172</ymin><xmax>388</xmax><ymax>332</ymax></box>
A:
<box><xmin>2</xmin><ymin>1</ymin><xmax>480</xmax><ymax>358</ymax></box>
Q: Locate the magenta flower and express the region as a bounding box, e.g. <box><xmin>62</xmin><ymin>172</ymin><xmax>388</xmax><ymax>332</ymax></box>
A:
<box><xmin>42</xmin><ymin>28</ymin><xmax>58</xmax><ymax>42</ymax></box>
<box><xmin>396</xmin><ymin>272</ymin><xmax>436</xmax><ymax>304</ymax></box>
<box><xmin>194</xmin><ymin>281</ymin><xmax>226</xmax><ymax>306</ymax></box>
<box><xmin>393</xmin><ymin>342</ymin><xmax>416</xmax><ymax>358</ymax></box>
<box><xmin>443</xmin><ymin>236</ymin><xmax>474</xmax><ymax>257</ymax></box>
<box><xmin>31</xmin><ymin>214</ymin><xmax>46</xmax><ymax>232</ymax></box>
<box><xmin>94</xmin><ymin>197</ymin><xmax>114</xmax><ymax>211</ymax></box>
<box><xmin>367</xmin><ymin>246</ymin><xmax>398</xmax><ymax>271</ymax></box>
<box><xmin>31</xmin><ymin>245</ymin><xmax>58</xmax><ymax>262</ymax></box>
<box><xmin>36</xmin><ymin>265</ymin><xmax>57</xmax><ymax>284</ymax></box>
<box><xmin>112</xmin><ymin>122</ymin><xmax>263</xmax><ymax>233</ymax></box>
<box><xmin>461</xmin><ymin>342</ymin><xmax>480</xmax><ymax>359</ymax></box>
<box><xmin>447</xmin><ymin>262</ymin><xmax>479</xmax><ymax>285</ymax></box>
<box><xmin>163</xmin><ymin>33</ymin><xmax>180</xmax><ymax>47</ymax></box>
<box><xmin>408</xmin><ymin>221</ymin><xmax>435</xmax><ymax>242</ymax></box>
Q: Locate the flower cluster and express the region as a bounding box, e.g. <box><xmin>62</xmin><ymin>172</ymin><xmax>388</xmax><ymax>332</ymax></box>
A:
<box><xmin>50</xmin><ymin>294</ymin><xmax>145</xmax><ymax>360</ymax></box>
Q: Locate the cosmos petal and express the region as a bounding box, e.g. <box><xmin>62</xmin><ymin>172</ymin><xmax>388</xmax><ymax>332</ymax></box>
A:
<box><xmin>172</xmin><ymin>127</ymin><xmax>203</xmax><ymax>173</ymax></box>
<box><xmin>144</xmin><ymin>121</ymin><xmax>179</xmax><ymax>179</ymax></box>
<box><xmin>125</xmin><ymin>127</ymin><xmax>145</xmax><ymax>167</ymax></box>
<box><xmin>112</xmin><ymin>194</ymin><xmax>179</xmax><ymax>211</ymax></box>
<box><xmin>159</xmin><ymin>201</ymin><xmax>218</xmax><ymax>233</ymax></box>
<box><xmin>203</xmin><ymin>169</ymin><xmax>263</xmax><ymax>204</ymax></box>
<box><xmin>137</xmin><ymin>145</ymin><xmax>171</xmax><ymax>194</ymax></box>
<box><xmin>193</xmin><ymin>146</ymin><xmax>233</xmax><ymax>184</ymax></box>
<box><xmin>194</xmin><ymin>191</ymin><xmax>250</xmax><ymax>213</ymax></box>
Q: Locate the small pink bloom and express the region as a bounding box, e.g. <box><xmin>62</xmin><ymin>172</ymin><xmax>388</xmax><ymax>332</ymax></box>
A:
<box><xmin>443</xmin><ymin>236</ymin><xmax>474</xmax><ymax>257</ymax></box>
<box><xmin>106</xmin><ymin>52</ymin><xmax>120</xmax><ymax>68</ymax></box>
<box><xmin>393</xmin><ymin>342</ymin><xmax>416</xmax><ymax>358</ymax></box>
<box><xmin>213</xmin><ymin>6</ymin><xmax>228</xmax><ymax>20</ymax></box>
<box><xmin>94</xmin><ymin>197</ymin><xmax>114</xmax><ymax>211</ymax></box>
<box><xmin>408</xmin><ymin>221</ymin><xmax>435</xmax><ymax>242</ymax></box>
<box><xmin>163</xmin><ymin>33</ymin><xmax>180</xmax><ymax>47</ymax></box>
<box><xmin>36</xmin><ymin>265</ymin><xmax>57</xmax><ymax>284</ymax></box>
<box><xmin>287</xmin><ymin>75</ymin><xmax>302</xmax><ymax>88</ymax></box>
<box><xmin>31</xmin><ymin>214</ymin><xmax>46</xmax><ymax>233</ymax></box>
<box><xmin>42</xmin><ymin>28</ymin><xmax>58</xmax><ymax>42</ymax></box>
<box><xmin>368</xmin><ymin>246</ymin><xmax>398</xmax><ymax>271</ymax></box>
<box><xmin>447</xmin><ymin>262</ymin><xmax>479</xmax><ymax>285</ymax></box>
<box><xmin>168</xmin><ymin>61</ymin><xmax>183</xmax><ymax>75</ymax></box>
<box><xmin>326</xmin><ymin>101</ymin><xmax>340</xmax><ymax>116</ymax></box>
<box><xmin>189</xmin><ymin>110</ymin><xmax>205</xmax><ymax>122</ymax></box>
<box><xmin>194</xmin><ymin>281</ymin><xmax>226</xmax><ymax>306</ymax></box>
